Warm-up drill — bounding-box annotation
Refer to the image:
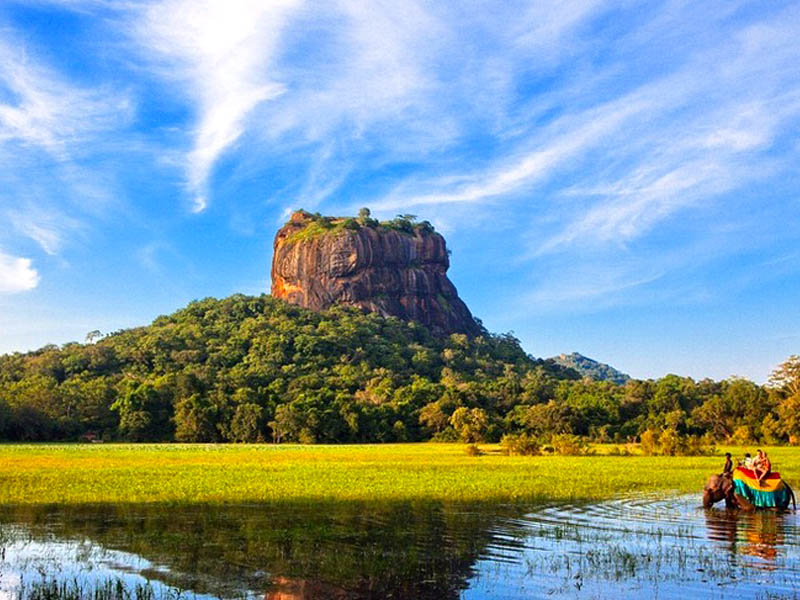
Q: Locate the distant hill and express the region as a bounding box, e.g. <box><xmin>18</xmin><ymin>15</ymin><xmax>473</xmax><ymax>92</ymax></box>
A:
<box><xmin>550</xmin><ymin>352</ymin><xmax>630</xmax><ymax>385</ymax></box>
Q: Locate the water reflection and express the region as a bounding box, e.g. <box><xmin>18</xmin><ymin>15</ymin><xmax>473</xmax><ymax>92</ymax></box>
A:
<box><xmin>1</xmin><ymin>502</ymin><xmax>502</xmax><ymax>600</ymax></box>
<box><xmin>1</xmin><ymin>497</ymin><xmax>800</xmax><ymax>599</ymax></box>
<box><xmin>705</xmin><ymin>508</ymin><xmax>786</xmax><ymax>564</ymax></box>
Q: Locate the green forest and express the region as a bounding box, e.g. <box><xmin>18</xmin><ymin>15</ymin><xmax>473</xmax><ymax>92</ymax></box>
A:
<box><xmin>1</xmin><ymin>293</ymin><xmax>798</xmax><ymax>446</ymax></box>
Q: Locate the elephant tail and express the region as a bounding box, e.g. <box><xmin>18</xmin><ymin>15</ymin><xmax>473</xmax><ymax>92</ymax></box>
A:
<box><xmin>785</xmin><ymin>481</ymin><xmax>796</xmax><ymax>511</ymax></box>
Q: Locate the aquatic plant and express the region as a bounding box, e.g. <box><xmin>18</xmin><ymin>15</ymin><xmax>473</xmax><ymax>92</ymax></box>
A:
<box><xmin>17</xmin><ymin>578</ymin><xmax>158</xmax><ymax>600</ymax></box>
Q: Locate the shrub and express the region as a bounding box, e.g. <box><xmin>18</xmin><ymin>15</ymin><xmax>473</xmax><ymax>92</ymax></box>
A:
<box><xmin>464</xmin><ymin>443</ymin><xmax>483</xmax><ymax>456</ymax></box>
<box><xmin>550</xmin><ymin>434</ymin><xmax>593</xmax><ymax>456</ymax></box>
<box><xmin>682</xmin><ymin>434</ymin><xmax>715</xmax><ymax>456</ymax></box>
<box><xmin>342</xmin><ymin>218</ymin><xmax>360</xmax><ymax>230</ymax></box>
<box><xmin>500</xmin><ymin>433</ymin><xmax>540</xmax><ymax>456</ymax></box>
<box><xmin>640</xmin><ymin>428</ymin><xmax>715</xmax><ymax>456</ymax></box>
<box><xmin>640</xmin><ymin>429</ymin><xmax>659</xmax><ymax>456</ymax></box>
<box><xmin>658</xmin><ymin>428</ymin><xmax>680</xmax><ymax>456</ymax></box>
<box><xmin>431</xmin><ymin>428</ymin><xmax>459</xmax><ymax>442</ymax></box>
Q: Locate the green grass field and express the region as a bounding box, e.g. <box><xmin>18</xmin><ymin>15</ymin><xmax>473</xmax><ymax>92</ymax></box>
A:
<box><xmin>1</xmin><ymin>443</ymin><xmax>797</xmax><ymax>505</ymax></box>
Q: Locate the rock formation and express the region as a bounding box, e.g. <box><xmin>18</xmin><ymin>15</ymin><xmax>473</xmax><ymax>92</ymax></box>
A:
<box><xmin>271</xmin><ymin>210</ymin><xmax>481</xmax><ymax>336</ymax></box>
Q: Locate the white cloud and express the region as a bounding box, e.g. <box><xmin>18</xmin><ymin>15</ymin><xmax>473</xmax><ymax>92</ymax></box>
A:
<box><xmin>0</xmin><ymin>37</ymin><xmax>130</xmax><ymax>158</ymax></box>
<box><xmin>0</xmin><ymin>251</ymin><xmax>39</xmax><ymax>293</ymax></box>
<box><xmin>134</xmin><ymin>0</ymin><xmax>303</xmax><ymax>213</ymax></box>
<box><xmin>368</xmin><ymin>3</ymin><xmax>800</xmax><ymax>261</ymax></box>
<box><xmin>6</xmin><ymin>203</ymin><xmax>83</xmax><ymax>255</ymax></box>
<box><xmin>129</xmin><ymin>0</ymin><xmax>614</xmax><ymax>213</ymax></box>
<box><xmin>0</xmin><ymin>29</ymin><xmax>132</xmax><ymax>266</ymax></box>
<box><xmin>373</xmin><ymin>95</ymin><xmax>650</xmax><ymax>211</ymax></box>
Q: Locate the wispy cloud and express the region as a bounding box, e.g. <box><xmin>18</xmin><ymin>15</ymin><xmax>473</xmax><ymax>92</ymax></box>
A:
<box><xmin>372</xmin><ymin>95</ymin><xmax>650</xmax><ymax>211</ymax></box>
<box><xmin>0</xmin><ymin>24</ymin><xmax>133</xmax><ymax>295</ymax></box>
<box><xmin>368</xmin><ymin>2</ymin><xmax>800</xmax><ymax>266</ymax></box>
<box><xmin>133</xmin><ymin>0</ymin><xmax>303</xmax><ymax>213</ymax></box>
<box><xmin>6</xmin><ymin>203</ymin><xmax>83</xmax><ymax>255</ymax></box>
<box><xmin>0</xmin><ymin>36</ymin><xmax>130</xmax><ymax>158</ymax></box>
<box><xmin>0</xmin><ymin>250</ymin><xmax>39</xmax><ymax>293</ymax></box>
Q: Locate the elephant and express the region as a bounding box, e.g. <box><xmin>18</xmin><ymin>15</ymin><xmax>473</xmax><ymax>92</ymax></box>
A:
<box><xmin>703</xmin><ymin>471</ymin><xmax>796</xmax><ymax>510</ymax></box>
<box><xmin>703</xmin><ymin>472</ymin><xmax>737</xmax><ymax>509</ymax></box>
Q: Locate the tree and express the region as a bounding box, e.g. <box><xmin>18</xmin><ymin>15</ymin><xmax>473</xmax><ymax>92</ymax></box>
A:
<box><xmin>358</xmin><ymin>207</ymin><xmax>371</xmax><ymax>221</ymax></box>
<box><xmin>419</xmin><ymin>401</ymin><xmax>449</xmax><ymax>434</ymax></box>
<box><xmin>85</xmin><ymin>330</ymin><xmax>103</xmax><ymax>344</ymax></box>
<box><xmin>112</xmin><ymin>380</ymin><xmax>172</xmax><ymax>441</ymax></box>
<box><xmin>119</xmin><ymin>410</ymin><xmax>152</xmax><ymax>441</ymax></box>
<box><xmin>776</xmin><ymin>394</ymin><xmax>800</xmax><ymax>443</ymax></box>
<box><xmin>449</xmin><ymin>407</ymin><xmax>488</xmax><ymax>443</ymax></box>
<box><xmin>229</xmin><ymin>403</ymin><xmax>264</xmax><ymax>443</ymax></box>
<box><xmin>174</xmin><ymin>394</ymin><xmax>217</xmax><ymax>442</ymax></box>
<box><xmin>270</xmin><ymin>403</ymin><xmax>310</xmax><ymax>443</ymax></box>
<box><xmin>769</xmin><ymin>356</ymin><xmax>800</xmax><ymax>397</ymax></box>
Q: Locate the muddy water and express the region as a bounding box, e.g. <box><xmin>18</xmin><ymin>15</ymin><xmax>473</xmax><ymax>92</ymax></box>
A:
<box><xmin>1</xmin><ymin>495</ymin><xmax>798</xmax><ymax>599</ymax></box>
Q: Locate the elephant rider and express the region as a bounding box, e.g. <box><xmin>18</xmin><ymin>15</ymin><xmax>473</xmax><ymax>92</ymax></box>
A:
<box><xmin>723</xmin><ymin>452</ymin><xmax>733</xmax><ymax>474</ymax></box>
<box><xmin>740</xmin><ymin>452</ymin><xmax>753</xmax><ymax>469</ymax></box>
<box><xmin>753</xmin><ymin>449</ymin><xmax>772</xmax><ymax>486</ymax></box>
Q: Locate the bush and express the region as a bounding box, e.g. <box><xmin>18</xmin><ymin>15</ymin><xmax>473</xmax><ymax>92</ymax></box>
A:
<box><xmin>658</xmin><ymin>428</ymin><xmax>680</xmax><ymax>456</ymax></box>
<box><xmin>431</xmin><ymin>428</ymin><xmax>459</xmax><ymax>442</ymax></box>
<box><xmin>640</xmin><ymin>429</ymin><xmax>659</xmax><ymax>456</ymax></box>
<box><xmin>550</xmin><ymin>434</ymin><xmax>593</xmax><ymax>456</ymax></box>
<box><xmin>682</xmin><ymin>434</ymin><xmax>716</xmax><ymax>456</ymax></box>
<box><xmin>500</xmin><ymin>433</ymin><xmax>540</xmax><ymax>456</ymax></box>
<box><xmin>639</xmin><ymin>428</ymin><xmax>714</xmax><ymax>456</ymax></box>
<box><xmin>342</xmin><ymin>218</ymin><xmax>361</xmax><ymax>230</ymax></box>
<box><xmin>464</xmin><ymin>443</ymin><xmax>483</xmax><ymax>456</ymax></box>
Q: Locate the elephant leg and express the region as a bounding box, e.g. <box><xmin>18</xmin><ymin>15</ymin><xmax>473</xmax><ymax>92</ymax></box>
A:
<box><xmin>785</xmin><ymin>482</ymin><xmax>796</xmax><ymax>510</ymax></box>
<box><xmin>735</xmin><ymin>493</ymin><xmax>756</xmax><ymax>512</ymax></box>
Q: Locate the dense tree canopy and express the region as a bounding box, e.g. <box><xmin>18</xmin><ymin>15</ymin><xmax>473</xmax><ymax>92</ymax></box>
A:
<box><xmin>0</xmin><ymin>294</ymin><xmax>795</xmax><ymax>445</ymax></box>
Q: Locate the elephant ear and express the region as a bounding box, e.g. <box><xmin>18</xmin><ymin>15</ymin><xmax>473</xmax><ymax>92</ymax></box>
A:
<box><xmin>721</xmin><ymin>476</ymin><xmax>734</xmax><ymax>494</ymax></box>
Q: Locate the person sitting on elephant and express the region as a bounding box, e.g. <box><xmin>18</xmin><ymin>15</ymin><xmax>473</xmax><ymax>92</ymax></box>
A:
<box><xmin>723</xmin><ymin>452</ymin><xmax>733</xmax><ymax>474</ymax></box>
<box><xmin>740</xmin><ymin>452</ymin><xmax>753</xmax><ymax>469</ymax></box>
<box><xmin>754</xmin><ymin>449</ymin><xmax>772</xmax><ymax>486</ymax></box>
<box><xmin>753</xmin><ymin>449</ymin><xmax>763</xmax><ymax>470</ymax></box>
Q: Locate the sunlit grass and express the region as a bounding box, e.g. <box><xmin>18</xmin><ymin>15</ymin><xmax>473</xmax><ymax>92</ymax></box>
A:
<box><xmin>1</xmin><ymin>443</ymin><xmax>797</xmax><ymax>505</ymax></box>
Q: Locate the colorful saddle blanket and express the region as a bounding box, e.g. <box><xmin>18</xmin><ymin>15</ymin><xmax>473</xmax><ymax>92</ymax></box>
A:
<box><xmin>732</xmin><ymin>467</ymin><xmax>791</xmax><ymax>509</ymax></box>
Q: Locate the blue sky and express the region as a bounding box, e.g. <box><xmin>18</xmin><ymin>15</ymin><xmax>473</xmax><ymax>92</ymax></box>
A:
<box><xmin>0</xmin><ymin>0</ymin><xmax>799</xmax><ymax>382</ymax></box>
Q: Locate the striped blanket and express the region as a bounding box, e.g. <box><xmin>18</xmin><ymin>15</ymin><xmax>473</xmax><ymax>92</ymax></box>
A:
<box><xmin>732</xmin><ymin>467</ymin><xmax>792</xmax><ymax>509</ymax></box>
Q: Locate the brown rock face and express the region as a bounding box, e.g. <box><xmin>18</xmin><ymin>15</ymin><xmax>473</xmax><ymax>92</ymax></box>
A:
<box><xmin>271</xmin><ymin>211</ymin><xmax>481</xmax><ymax>336</ymax></box>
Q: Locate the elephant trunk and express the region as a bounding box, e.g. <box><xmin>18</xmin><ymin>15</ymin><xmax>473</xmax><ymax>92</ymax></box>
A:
<box><xmin>702</xmin><ymin>490</ymin><xmax>714</xmax><ymax>509</ymax></box>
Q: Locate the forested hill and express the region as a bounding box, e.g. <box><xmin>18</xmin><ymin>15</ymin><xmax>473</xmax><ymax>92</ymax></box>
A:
<box><xmin>0</xmin><ymin>293</ymin><xmax>798</xmax><ymax>445</ymax></box>
<box><xmin>552</xmin><ymin>353</ymin><xmax>631</xmax><ymax>385</ymax></box>
<box><xmin>0</xmin><ymin>294</ymin><xmax>572</xmax><ymax>443</ymax></box>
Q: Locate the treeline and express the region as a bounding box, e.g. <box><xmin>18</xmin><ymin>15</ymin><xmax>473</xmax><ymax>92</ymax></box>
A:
<box><xmin>0</xmin><ymin>294</ymin><xmax>798</xmax><ymax>445</ymax></box>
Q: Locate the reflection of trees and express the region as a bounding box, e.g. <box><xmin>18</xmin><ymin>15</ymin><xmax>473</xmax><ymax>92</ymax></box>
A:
<box><xmin>704</xmin><ymin>509</ymin><xmax>785</xmax><ymax>565</ymax></box>
<box><xmin>1</xmin><ymin>502</ymin><xmax>510</xmax><ymax>600</ymax></box>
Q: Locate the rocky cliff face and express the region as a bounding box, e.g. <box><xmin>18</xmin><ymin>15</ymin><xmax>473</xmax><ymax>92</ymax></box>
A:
<box><xmin>271</xmin><ymin>211</ymin><xmax>481</xmax><ymax>336</ymax></box>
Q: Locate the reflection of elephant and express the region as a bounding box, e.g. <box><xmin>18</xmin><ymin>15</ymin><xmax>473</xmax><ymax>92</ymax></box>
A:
<box><xmin>704</xmin><ymin>508</ymin><xmax>784</xmax><ymax>563</ymax></box>
<box><xmin>703</xmin><ymin>472</ymin><xmax>736</xmax><ymax>509</ymax></box>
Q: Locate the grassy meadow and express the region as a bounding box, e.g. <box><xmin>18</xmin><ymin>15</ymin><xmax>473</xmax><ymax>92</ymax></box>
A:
<box><xmin>1</xmin><ymin>443</ymin><xmax>798</xmax><ymax>506</ymax></box>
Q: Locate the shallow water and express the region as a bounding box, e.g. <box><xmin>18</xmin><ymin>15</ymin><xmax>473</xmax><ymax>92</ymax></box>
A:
<box><xmin>1</xmin><ymin>494</ymin><xmax>798</xmax><ymax>599</ymax></box>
